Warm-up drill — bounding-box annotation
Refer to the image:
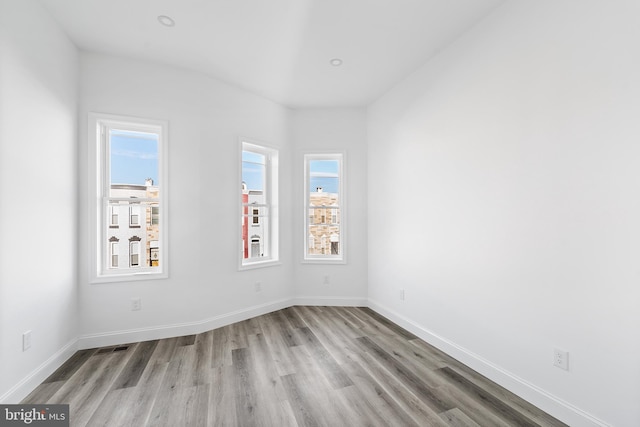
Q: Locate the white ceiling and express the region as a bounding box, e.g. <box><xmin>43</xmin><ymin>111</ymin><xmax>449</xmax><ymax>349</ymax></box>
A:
<box><xmin>38</xmin><ymin>0</ymin><xmax>505</xmax><ymax>107</ymax></box>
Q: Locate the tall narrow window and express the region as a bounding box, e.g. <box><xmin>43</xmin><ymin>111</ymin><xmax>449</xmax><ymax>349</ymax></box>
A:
<box><xmin>241</xmin><ymin>141</ymin><xmax>278</xmax><ymax>268</ymax></box>
<box><xmin>129</xmin><ymin>203</ymin><xmax>141</xmax><ymax>227</ymax></box>
<box><xmin>109</xmin><ymin>238</ymin><xmax>119</xmax><ymax>268</ymax></box>
<box><xmin>90</xmin><ymin>113</ymin><xmax>168</xmax><ymax>282</ymax></box>
<box><xmin>304</xmin><ymin>153</ymin><xmax>345</xmax><ymax>262</ymax></box>
<box><xmin>130</xmin><ymin>238</ymin><xmax>141</xmax><ymax>267</ymax></box>
<box><xmin>109</xmin><ymin>205</ymin><xmax>119</xmax><ymax>227</ymax></box>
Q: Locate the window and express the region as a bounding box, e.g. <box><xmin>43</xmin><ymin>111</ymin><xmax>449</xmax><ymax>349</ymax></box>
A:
<box><xmin>129</xmin><ymin>203</ymin><xmax>141</xmax><ymax>227</ymax></box>
<box><xmin>109</xmin><ymin>238</ymin><xmax>119</xmax><ymax>268</ymax></box>
<box><xmin>304</xmin><ymin>153</ymin><xmax>345</xmax><ymax>263</ymax></box>
<box><xmin>130</xmin><ymin>238</ymin><xmax>141</xmax><ymax>267</ymax></box>
<box><xmin>109</xmin><ymin>206</ymin><xmax>119</xmax><ymax>227</ymax></box>
<box><xmin>90</xmin><ymin>113</ymin><xmax>168</xmax><ymax>282</ymax></box>
<box><xmin>241</xmin><ymin>141</ymin><xmax>278</xmax><ymax>268</ymax></box>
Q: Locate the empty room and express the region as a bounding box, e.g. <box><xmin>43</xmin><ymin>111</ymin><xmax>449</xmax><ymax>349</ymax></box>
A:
<box><xmin>1</xmin><ymin>0</ymin><xmax>638</xmax><ymax>426</ymax></box>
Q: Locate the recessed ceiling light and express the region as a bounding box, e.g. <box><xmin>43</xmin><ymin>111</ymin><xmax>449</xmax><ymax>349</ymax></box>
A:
<box><xmin>330</xmin><ymin>58</ymin><xmax>343</xmax><ymax>66</ymax></box>
<box><xmin>157</xmin><ymin>15</ymin><xmax>175</xmax><ymax>27</ymax></box>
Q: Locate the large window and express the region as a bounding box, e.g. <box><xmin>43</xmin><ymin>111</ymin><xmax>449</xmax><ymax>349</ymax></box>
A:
<box><xmin>304</xmin><ymin>153</ymin><xmax>345</xmax><ymax>263</ymax></box>
<box><xmin>241</xmin><ymin>141</ymin><xmax>278</xmax><ymax>268</ymax></box>
<box><xmin>90</xmin><ymin>113</ymin><xmax>168</xmax><ymax>281</ymax></box>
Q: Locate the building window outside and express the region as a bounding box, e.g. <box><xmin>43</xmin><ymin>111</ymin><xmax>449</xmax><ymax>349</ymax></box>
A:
<box><xmin>129</xmin><ymin>203</ymin><xmax>141</xmax><ymax>227</ymax></box>
<box><xmin>90</xmin><ymin>113</ymin><xmax>168</xmax><ymax>282</ymax></box>
<box><xmin>109</xmin><ymin>238</ymin><xmax>119</xmax><ymax>268</ymax></box>
<box><xmin>304</xmin><ymin>153</ymin><xmax>344</xmax><ymax>263</ymax></box>
<box><xmin>109</xmin><ymin>206</ymin><xmax>119</xmax><ymax>227</ymax></box>
<box><xmin>151</xmin><ymin>206</ymin><xmax>159</xmax><ymax>225</ymax></box>
<box><xmin>130</xmin><ymin>238</ymin><xmax>140</xmax><ymax>267</ymax></box>
<box><xmin>241</xmin><ymin>141</ymin><xmax>279</xmax><ymax>268</ymax></box>
<box><xmin>251</xmin><ymin>237</ymin><xmax>261</xmax><ymax>258</ymax></box>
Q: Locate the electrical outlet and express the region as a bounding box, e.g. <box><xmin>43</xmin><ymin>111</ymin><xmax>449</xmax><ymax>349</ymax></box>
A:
<box><xmin>553</xmin><ymin>348</ymin><xmax>569</xmax><ymax>370</ymax></box>
<box><xmin>23</xmin><ymin>331</ymin><xmax>32</xmax><ymax>351</ymax></box>
<box><xmin>254</xmin><ymin>282</ymin><xmax>262</xmax><ymax>292</ymax></box>
<box><xmin>131</xmin><ymin>298</ymin><xmax>142</xmax><ymax>311</ymax></box>
<box><xmin>323</xmin><ymin>275</ymin><xmax>330</xmax><ymax>285</ymax></box>
<box><xmin>400</xmin><ymin>289</ymin><xmax>405</xmax><ymax>301</ymax></box>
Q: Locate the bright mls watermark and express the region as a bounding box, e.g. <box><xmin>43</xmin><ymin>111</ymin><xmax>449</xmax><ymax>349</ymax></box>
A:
<box><xmin>0</xmin><ymin>405</ymin><xmax>68</xmax><ymax>426</ymax></box>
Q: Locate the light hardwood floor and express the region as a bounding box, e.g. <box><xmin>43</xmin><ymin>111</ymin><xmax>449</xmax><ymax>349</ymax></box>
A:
<box><xmin>22</xmin><ymin>306</ymin><xmax>567</xmax><ymax>427</ymax></box>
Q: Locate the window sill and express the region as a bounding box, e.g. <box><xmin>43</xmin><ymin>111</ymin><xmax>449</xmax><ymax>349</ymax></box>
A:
<box><xmin>91</xmin><ymin>270</ymin><xmax>168</xmax><ymax>284</ymax></box>
<box><xmin>302</xmin><ymin>258</ymin><xmax>346</xmax><ymax>265</ymax></box>
<box><xmin>239</xmin><ymin>259</ymin><xmax>281</xmax><ymax>271</ymax></box>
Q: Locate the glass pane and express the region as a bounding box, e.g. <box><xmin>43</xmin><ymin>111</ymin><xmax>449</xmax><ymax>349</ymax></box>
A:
<box><xmin>109</xmin><ymin>129</ymin><xmax>159</xmax><ymax>196</ymax></box>
<box><xmin>309</xmin><ymin>159</ymin><xmax>339</xmax><ymax>196</ymax></box>
<box><xmin>308</xmin><ymin>206</ymin><xmax>340</xmax><ymax>225</ymax></box>
<box><xmin>242</xmin><ymin>150</ymin><xmax>266</xmax><ymax>192</ymax></box>
<box><xmin>107</xmin><ymin>200</ymin><xmax>160</xmax><ymax>269</ymax></box>
<box><xmin>307</xmin><ymin>224</ymin><xmax>340</xmax><ymax>256</ymax></box>
<box><xmin>242</xmin><ymin>208</ymin><xmax>270</xmax><ymax>260</ymax></box>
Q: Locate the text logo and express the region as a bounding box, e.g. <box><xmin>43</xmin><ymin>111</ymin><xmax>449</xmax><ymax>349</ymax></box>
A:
<box><xmin>0</xmin><ymin>405</ymin><xmax>68</xmax><ymax>427</ymax></box>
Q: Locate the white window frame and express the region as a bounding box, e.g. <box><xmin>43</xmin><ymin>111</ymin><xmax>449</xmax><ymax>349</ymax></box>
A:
<box><xmin>303</xmin><ymin>152</ymin><xmax>346</xmax><ymax>263</ymax></box>
<box><xmin>240</xmin><ymin>140</ymin><xmax>279</xmax><ymax>270</ymax></box>
<box><xmin>89</xmin><ymin>113</ymin><xmax>169</xmax><ymax>282</ymax></box>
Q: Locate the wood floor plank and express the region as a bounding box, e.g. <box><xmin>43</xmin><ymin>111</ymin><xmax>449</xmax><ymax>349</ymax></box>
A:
<box><xmin>356</xmin><ymin>335</ymin><xmax>455</xmax><ymax>413</ymax></box>
<box><xmin>119</xmin><ymin>361</ymin><xmax>169</xmax><ymax>427</ymax></box>
<box><xmin>440</xmin><ymin>408</ymin><xmax>482</xmax><ymax>427</ymax></box>
<box><xmin>340</xmin><ymin>358</ymin><xmax>422</xmax><ymax>427</ymax></box>
<box><xmin>280</xmin><ymin>373</ymin><xmax>327</xmax><ymax>427</ymax></box>
<box><xmin>435</xmin><ymin>366</ymin><xmax>541</xmax><ymax>427</ymax></box>
<box><xmin>85</xmin><ymin>387</ymin><xmax>135</xmax><ymax>426</ymax></box>
<box><xmin>149</xmin><ymin>337</ymin><xmax>178</xmax><ymax>364</ymax></box>
<box><xmin>112</xmin><ymin>340</ymin><xmax>159</xmax><ymax>389</ymax></box>
<box><xmin>356</xmin><ymin>307</ymin><xmax>418</xmax><ymax>340</ymax></box>
<box><xmin>353</xmin><ymin>350</ymin><xmax>449</xmax><ymax>427</ymax></box>
<box><xmin>247</xmin><ymin>332</ymin><xmax>288</xmax><ymax>402</ymax></box>
<box><xmin>191</xmin><ymin>331</ymin><xmax>213</xmax><ymax>386</ymax></box>
<box><xmin>269</xmin><ymin>311</ymin><xmax>303</xmax><ymax>347</ymax></box>
<box><xmin>176</xmin><ymin>334</ymin><xmax>196</xmax><ymax>347</ymax></box>
<box><xmin>230</xmin><ymin>321</ymin><xmax>249</xmax><ymax>350</ymax></box>
<box><xmin>256</xmin><ymin>313</ymin><xmax>298</xmax><ymax>376</ymax></box>
<box><xmin>21</xmin><ymin>381</ymin><xmax>66</xmax><ymax>404</ymax></box>
<box><xmin>66</xmin><ymin>350</ymin><xmax>135</xmax><ymax>426</ymax></box>
<box><xmin>365</xmin><ymin>333</ymin><xmax>447</xmax><ymax>389</ymax></box>
<box><xmin>281</xmin><ymin>306</ymin><xmax>308</xmax><ymax>329</ymax></box>
<box><xmin>445</xmin><ymin>364</ymin><xmax>569</xmax><ymax>427</ymax></box>
<box><xmin>211</xmin><ymin>325</ymin><xmax>233</xmax><ymax>368</ymax></box>
<box><xmin>232</xmin><ymin>347</ymin><xmax>264</xmax><ymax>426</ymax></box>
<box><xmin>208</xmin><ymin>366</ymin><xmax>238</xmax><ymax>427</ymax></box>
<box><xmin>295</xmin><ymin>326</ymin><xmax>353</xmax><ymax>389</ymax></box>
<box><xmin>294</xmin><ymin>306</ymin><xmax>357</xmax><ymax>365</ymax></box>
<box><xmin>43</xmin><ymin>349</ymin><xmax>97</xmax><ymax>383</ymax></box>
<box><xmin>146</xmin><ymin>346</ymin><xmax>197</xmax><ymax>426</ymax></box>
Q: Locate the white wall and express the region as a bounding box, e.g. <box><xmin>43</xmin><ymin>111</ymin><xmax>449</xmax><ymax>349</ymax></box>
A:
<box><xmin>291</xmin><ymin>109</ymin><xmax>368</xmax><ymax>304</ymax></box>
<box><xmin>367</xmin><ymin>1</ymin><xmax>640</xmax><ymax>426</ymax></box>
<box><xmin>0</xmin><ymin>0</ymin><xmax>79</xmax><ymax>401</ymax></box>
<box><xmin>77</xmin><ymin>53</ymin><xmax>294</xmax><ymax>343</ymax></box>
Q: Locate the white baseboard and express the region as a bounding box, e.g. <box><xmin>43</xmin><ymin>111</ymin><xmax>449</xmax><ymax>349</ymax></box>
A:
<box><xmin>0</xmin><ymin>338</ymin><xmax>79</xmax><ymax>404</ymax></box>
<box><xmin>293</xmin><ymin>296</ymin><xmax>367</xmax><ymax>306</ymax></box>
<box><xmin>78</xmin><ymin>298</ymin><xmax>294</xmax><ymax>349</ymax></box>
<box><xmin>367</xmin><ymin>299</ymin><xmax>610</xmax><ymax>427</ymax></box>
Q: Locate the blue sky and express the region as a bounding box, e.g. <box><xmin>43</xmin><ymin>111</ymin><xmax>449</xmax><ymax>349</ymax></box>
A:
<box><xmin>242</xmin><ymin>151</ymin><xmax>265</xmax><ymax>191</ymax></box>
<box><xmin>110</xmin><ymin>130</ymin><xmax>159</xmax><ymax>185</ymax></box>
<box><xmin>309</xmin><ymin>160</ymin><xmax>339</xmax><ymax>193</ymax></box>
